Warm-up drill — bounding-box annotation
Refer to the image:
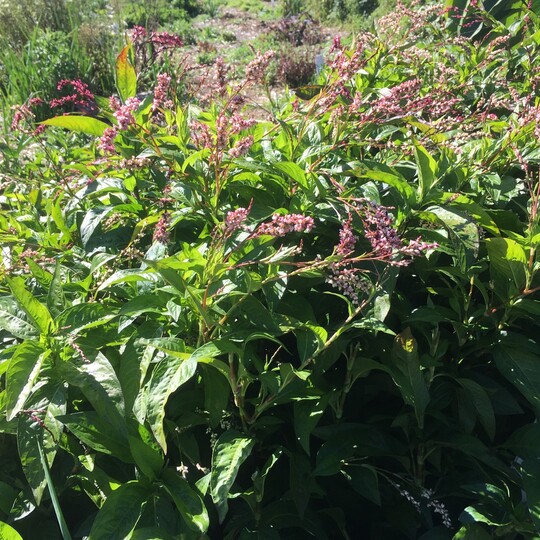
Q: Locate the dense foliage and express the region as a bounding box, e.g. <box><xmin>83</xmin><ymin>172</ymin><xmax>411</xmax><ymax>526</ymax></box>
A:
<box><xmin>2</xmin><ymin>1</ymin><xmax>540</xmax><ymax>538</ymax></box>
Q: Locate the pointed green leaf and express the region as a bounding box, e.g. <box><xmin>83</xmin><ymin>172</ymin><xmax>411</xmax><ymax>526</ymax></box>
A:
<box><xmin>0</xmin><ymin>522</ymin><xmax>23</xmax><ymax>540</ymax></box>
<box><xmin>7</xmin><ymin>277</ymin><xmax>53</xmax><ymax>335</ymax></box>
<box><xmin>160</xmin><ymin>469</ymin><xmax>209</xmax><ymax>533</ymax></box>
<box><xmin>414</xmin><ymin>143</ymin><xmax>438</xmax><ymax>200</ymax></box>
<box><xmin>389</xmin><ymin>330</ymin><xmax>430</xmax><ymax>428</ymax></box>
<box><xmin>145</xmin><ymin>355</ymin><xmax>197</xmax><ymax>452</ymax></box>
<box><xmin>6</xmin><ymin>341</ymin><xmax>48</xmax><ymax>421</ymax></box>
<box><xmin>58</xmin><ymin>412</ymin><xmax>133</xmax><ymax>462</ymax></box>
<box><xmin>0</xmin><ymin>298</ymin><xmax>38</xmax><ymax>340</ymax></box>
<box><xmin>88</xmin><ymin>481</ymin><xmax>149</xmax><ymax>540</ymax></box>
<box><xmin>41</xmin><ymin>115</ymin><xmax>109</xmax><ymax>136</ymax></box>
<box><xmin>494</xmin><ymin>339</ymin><xmax>540</xmax><ymax>414</ymax></box>
<box><xmin>59</xmin><ymin>353</ymin><xmax>127</xmax><ymax>436</ymax></box>
<box><xmin>17</xmin><ymin>384</ymin><xmax>65</xmax><ymax>505</ymax></box>
<box><xmin>210</xmin><ymin>430</ymin><xmax>255</xmax><ymax>522</ymax></box>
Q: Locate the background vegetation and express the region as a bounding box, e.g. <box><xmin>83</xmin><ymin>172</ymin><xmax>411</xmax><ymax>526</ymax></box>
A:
<box><xmin>2</xmin><ymin>0</ymin><xmax>540</xmax><ymax>539</ymax></box>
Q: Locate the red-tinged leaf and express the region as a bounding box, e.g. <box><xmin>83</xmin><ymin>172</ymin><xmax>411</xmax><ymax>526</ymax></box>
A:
<box><xmin>116</xmin><ymin>44</ymin><xmax>137</xmax><ymax>101</ymax></box>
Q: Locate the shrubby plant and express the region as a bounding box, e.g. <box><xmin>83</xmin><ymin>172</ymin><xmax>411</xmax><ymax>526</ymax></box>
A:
<box><xmin>2</xmin><ymin>1</ymin><xmax>540</xmax><ymax>538</ymax></box>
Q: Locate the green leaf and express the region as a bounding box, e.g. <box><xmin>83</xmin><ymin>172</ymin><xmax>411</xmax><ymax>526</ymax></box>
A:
<box><xmin>41</xmin><ymin>115</ymin><xmax>109</xmax><ymax>136</ymax></box>
<box><xmin>116</xmin><ymin>44</ymin><xmax>137</xmax><ymax>101</ymax></box>
<box><xmin>272</xmin><ymin>161</ymin><xmax>308</xmax><ymax>189</ymax></box>
<box><xmin>452</xmin><ymin>524</ymin><xmax>492</xmax><ymax>540</ymax></box>
<box><xmin>486</xmin><ymin>237</ymin><xmax>527</xmax><ymax>296</ymax></box>
<box><xmin>423</xmin><ymin>206</ymin><xmax>479</xmax><ymax>270</ymax></box>
<box><xmin>0</xmin><ymin>298</ymin><xmax>38</xmax><ymax>339</ymax></box>
<box><xmin>389</xmin><ymin>329</ymin><xmax>430</xmax><ymax>428</ymax></box>
<box><xmin>414</xmin><ymin>142</ymin><xmax>438</xmax><ymax>200</ymax></box>
<box><xmin>342</xmin><ymin>464</ymin><xmax>380</xmax><ymax>506</ymax></box>
<box><xmin>58</xmin><ymin>412</ymin><xmax>133</xmax><ymax>462</ymax></box>
<box><xmin>200</xmin><ymin>364</ymin><xmax>230</xmax><ymax>428</ymax></box>
<box><xmin>210</xmin><ymin>430</ymin><xmax>255</xmax><ymax>522</ymax></box>
<box><xmin>127</xmin><ymin>422</ymin><xmax>164</xmax><ymax>479</ymax></box>
<box><xmin>17</xmin><ymin>384</ymin><xmax>65</xmax><ymax>505</ymax></box>
<box><xmin>253</xmin><ymin>448</ymin><xmax>282</xmax><ymax>503</ymax></box>
<box><xmin>79</xmin><ymin>207</ymin><xmax>113</xmax><ymax>248</ymax></box>
<box><xmin>456</xmin><ymin>378</ymin><xmax>495</xmax><ymax>440</ymax></box>
<box><xmin>47</xmin><ymin>262</ymin><xmax>65</xmax><ymax>317</ymax></box>
<box><xmin>88</xmin><ymin>481</ymin><xmax>149</xmax><ymax>540</ymax></box>
<box><xmin>160</xmin><ymin>468</ymin><xmax>209</xmax><ymax>533</ymax></box>
<box><xmin>296</xmin><ymin>326</ymin><xmax>327</xmax><ymax>365</ymax></box>
<box><xmin>294</xmin><ymin>396</ymin><xmax>328</xmax><ymax>455</ymax></box>
<box><xmin>494</xmin><ymin>338</ymin><xmax>540</xmax><ymax>414</ymax></box>
<box><xmin>145</xmin><ymin>354</ymin><xmax>197</xmax><ymax>452</ymax></box>
<box><xmin>7</xmin><ymin>277</ymin><xmax>53</xmax><ymax>335</ymax></box>
<box><xmin>521</xmin><ymin>457</ymin><xmax>540</xmax><ymax>534</ymax></box>
<box><xmin>0</xmin><ymin>522</ymin><xmax>23</xmax><ymax>540</ymax></box>
<box><xmin>6</xmin><ymin>341</ymin><xmax>48</xmax><ymax>421</ymax></box>
<box><xmin>59</xmin><ymin>353</ymin><xmax>127</xmax><ymax>436</ymax></box>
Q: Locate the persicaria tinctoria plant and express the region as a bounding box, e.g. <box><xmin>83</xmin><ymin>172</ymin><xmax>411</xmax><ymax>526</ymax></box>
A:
<box><xmin>2</xmin><ymin>2</ymin><xmax>540</xmax><ymax>537</ymax></box>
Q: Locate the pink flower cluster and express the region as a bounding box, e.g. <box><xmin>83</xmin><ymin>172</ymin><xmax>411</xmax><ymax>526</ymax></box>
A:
<box><xmin>11</xmin><ymin>97</ymin><xmax>43</xmax><ymax>131</ymax></box>
<box><xmin>326</xmin><ymin>265</ymin><xmax>370</xmax><ymax>306</ymax></box>
<box><xmin>257</xmin><ymin>214</ymin><xmax>314</xmax><ymax>237</ymax></box>
<box><xmin>245</xmin><ymin>50</ymin><xmax>276</xmax><ymax>83</ymax></box>
<box><xmin>153</xmin><ymin>211</ymin><xmax>171</xmax><ymax>244</ymax></box>
<box><xmin>97</xmin><ymin>127</ymin><xmax>117</xmax><ymax>155</ymax></box>
<box><xmin>130</xmin><ymin>26</ymin><xmax>183</xmax><ymax>53</ymax></box>
<box><xmin>225</xmin><ymin>205</ymin><xmax>251</xmax><ymax>233</ymax></box>
<box><xmin>360</xmin><ymin>200</ymin><xmax>437</xmax><ymax>263</ymax></box>
<box><xmin>50</xmin><ymin>79</ymin><xmax>96</xmax><ymax>112</ymax></box>
<box><xmin>114</xmin><ymin>97</ymin><xmax>140</xmax><ymax>130</ymax></box>
<box><xmin>150</xmin><ymin>31</ymin><xmax>183</xmax><ymax>54</ymax></box>
<box><xmin>229</xmin><ymin>136</ymin><xmax>253</xmax><ymax>158</ymax></box>
<box><xmin>152</xmin><ymin>73</ymin><xmax>173</xmax><ymax>112</ymax></box>
<box><xmin>336</xmin><ymin>217</ymin><xmax>356</xmax><ymax>256</ymax></box>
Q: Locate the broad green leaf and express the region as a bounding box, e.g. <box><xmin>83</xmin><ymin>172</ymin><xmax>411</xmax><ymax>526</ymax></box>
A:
<box><xmin>485</xmin><ymin>237</ymin><xmax>527</xmax><ymax>296</ymax></box>
<box><xmin>253</xmin><ymin>448</ymin><xmax>282</xmax><ymax>503</ymax></box>
<box><xmin>456</xmin><ymin>378</ymin><xmax>495</xmax><ymax>440</ymax></box>
<box><xmin>522</xmin><ymin>457</ymin><xmax>540</xmax><ymax>534</ymax></box>
<box><xmin>56</xmin><ymin>303</ymin><xmax>114</xmax><ymax>335</ymax></box>
<box><xmin>296</xmin><ymin>325</ymin><xmax>327</xmax><ymax>364</ymax></box>
<box><xmin>494</xmin><ymin>338</ymin><xmax>540</xmax><ymax>414</ymax></box>
<box><xmin>46</xmin><ymin>262</ymin><xmax>65</xmax><ymax>317</ymax></box>
<box><xmin>7</xmin><ymin>277</ymin><xmax>53</xmax><ymax>335</ymax></box>
<box><xmin>116</xmin><ymin>44</ymin><xmax>137</xmax><ymax>101</ymax></box>
<box><xmin>272</xmin><ymin>161</ymin><xmax>308</xmax><ymax>189</ymax></box>
<box><xmin>414</xmin><ymin>142</ymin><xmax>438</xmax><ymax>200</ymax></box>
<box><xmin>0</xmin><ymin>522</ymin><xmax>23</xmax><ymax>540</ymax></box>
<box><xmin>294</xmin><ymin>396</ymin><xmax>329</xmax><ymax>455</ymax></box>
<box><xmin>130</xmin><ymin>529</ymin><xmax>175</xmax><ymax>540</ymax></box>
<box><xmin>200</xmin><ymin>364</ymin><xmax>230</xmax><ymax>428</ymax></box>
<box><xmin>423</xmin><ymin>206</ymin><xmax>479</xmax><ymax>270</ymax></box>
<box><xmin>79</xmin><ymin>207</ymin><xmax>113</xmax><ymax>248</ymax></box>
<box><xmin>58</xmin><ymin>412</ymin><xmax>133</xmax><ymax>462</ymax></box>
<box><xmin>127</xmin><ymin>422</ymin><xmax>164</xmax><ymax>479</ymax></box>
<box><xmin>210</xmin><ymin>430</ymin><xmax>255</xmax><ymax>522</ymax></box>
<box><xmin>0</xmin><ymin>298</ymin><xmax>38</xmax><ymax>339</ymax></box>
<box><xmin>17</xmin><ymin>384</ymin><xmax>65</xmax><ymax>505</ymax></box>
<box><xmin>160</xmin><ymin>468</ymin><xmax>209</xmax><ymax>533</ymax></box>
<box><xmin>6</xmin><ymin>341</ymin><xmax>48</xmax><ymax>421</ymax></box>
<box><xmin>362</xmin><ymin>169</ymin><xmax>416</xmax><ymax>206</ymax></box>
<box><xmin>41</xmin><ymin>115</ymin><xmax>109</xmax><ymax>136</ymax></box>
<box><xmin>145</xmin><ymin>355</ymin><xmax>197</xmax><ymax>451</ymax></box>
<box><xmin>59</xmin><ymin>353</ymin><xmax>127</xmax><ymax>435</ymax></box>
<box><xmin>88</xmin><ymin>481</ymin><xmax>149</xmax><ymax>540</ymax></box>
<box><xmin>452</xmin><ymin>524</ymin><xmax>492</xmax><ymax>540</ymax></box>
<box><xmin>342</xmin><ymin>464</ymin><xmax>380</xmax><ymax>506</ymax></box>
<box><xmin>389</xmin><ymin>329</ymin><xmax>430</xmax><ymax>428</ymax></box>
